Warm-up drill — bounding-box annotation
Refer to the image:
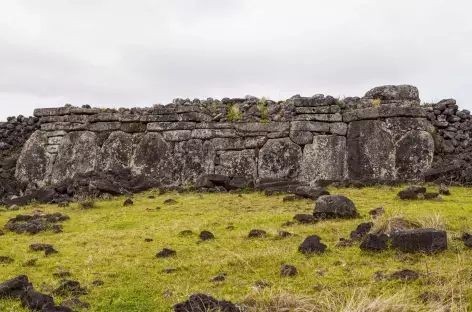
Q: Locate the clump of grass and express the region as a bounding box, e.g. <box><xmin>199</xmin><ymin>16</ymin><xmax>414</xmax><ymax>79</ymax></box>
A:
<box><xmin>419</xmin><ymin>212</ymin><xmax>447</xmax><ymax>230</ymax></box>
<box><xmin>372</xmin><ymin>210</ymin><xmax>422</xmax><ymax>234</ymax></box>
<box><xmin>227</xmin><ymin>104</ymin><xmax>242</xmax><ymax>121</ymax></box>
<box><xmin>371</xmin><ymin>98</ymin><xmax>381</xmax><ymax>107</ymax></box>
<box><xmin>78</xmin><ymin>197</ymin><xmax>96</xmax><ymax>209</ymax></box>
<box><xmin>257</xmin><ymin>97</ymin><xmax>269</xmax><ymax>124</ymax></box>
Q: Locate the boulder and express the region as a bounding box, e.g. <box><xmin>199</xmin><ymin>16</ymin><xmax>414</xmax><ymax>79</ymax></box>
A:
<box><xmin>300</xmin><ymin>135</ymin><xmax>347</xmax><ymax>183</ymax></box>
<box><xmin>0</xmin><ymin>275</ymin><xmax>32</xmax><ymax>299</ymax></box>
<box><xmin>298</xmin><ymin>235</ymin><xmax>327</xmax><ymax>254</ymax></box>
<box><xmin>258</xmin><ymin>138</ymin><xmax>302</xmax><ymax>180</ymax></box>
<box><xmin>215</xmin><ymin>150</ymin><xmax>258</xmax><ymax>179</ymax></box>
<box><xmin>199</xmin><ymin>231</ymin><xmax>215</xmax><ymax>241</ymax></box>
<box><xmin>293</xmin><ymin>214</ymin><xmax>317</xmax><ymax>224</ymax></box>
<box><xmin>280</xmin><ymin>264</ymin><xmax>298</xmax><ymax>277</ymax></box>
<box><xmin>364</xmin><ymin>85</ymin><xmax>420</xmax><ymax>102</ymax></box>
<box><xmin>313</xmin><ymin>195</ymin><xmax>358</xmax><ymax>219</ymax></box>
<box><xmin>21</xmin><ymin>290</ymin><xmax>55</xmax><ymax>311</ymax></box>
<box><xmin>156</xmin><ymin>248</ymin><xmax>176</xmax><ymax>258</ymax></box>
<box><xmin>395</xmin><ymin>131</ymin><xmax>434</xmax><ymax>180</ymax></box>
<box><xmin>359</xmin><ymin>234</ymin><xmax>388</xmax><ymax>251</ymax></box>
<box><xmin>248</xmin><ymin>229</ymin><xmax>267</xmax><ymax>238</ymax></box>
<box><xmin>391</xmin><ymin>229</ymin><xmax>447</xmax><ymax>253</ymax></box>
<box><xmin>98</xmin><ymin>131</ymin><xmax>133</xmax><ymax>172</ymax></box>
<box><xmin>350</xmin><ymin>222</ymin><xmax>373</xmax><ymax>241</ymax></box>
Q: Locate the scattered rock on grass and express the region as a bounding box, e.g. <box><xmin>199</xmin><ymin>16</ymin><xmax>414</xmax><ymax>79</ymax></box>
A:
<box><xmin>164</xmin><ymin>199</ymin><xmax>177</xmax><ymax>205</ymax></box>
<box><xmin>369</xmin><ymin>207</ymin><xmax>385</xmax><ymax>218</ymax></box>
<box><xmin>438</xmin><ymin>184</ymin><xmax>450</xmax><ymax>196</ymax></box>
<box><xmin>21</xmin><ymin>290</ymin><xmax>55</xmax><ymax>311</ymax></box>
<box><xmin>22</xmin><ymin>259</ymin><xmax>38</xmax><ymax>267</ymax></box>
<box><xmin>283</xmin><ymin>195</ymin><xmax>302</xmax><ymax>202</ymax></box>
<box><xmin>293</xmin><ymin>214</ymin><xmax>317</xmax><ymax>224</ymax></box>
<box><xmin>336</xmin><ymin>238</ymin><xmax>354</xmax><ymax>248</ymax></box>
<box><xmin>91</xmin><ymin>280</ymin><xmax>104</xmax><ymax>286</ymax></box>
<box><xmin>53</xmin><ymin>271</ymin><xmax>71</xmax><ymax>279</ymax></box>
<box><xmin>199</xmin><ymin>231</ymin><xmax>215</xmax><ymax>241</ymax></box>
<box><xmin>53</xmin><ymin>280</ymin><xmax>87</xmax><ymax>296</ymax></box>
<box><xmin>389</xmin><ymin>269</ymin><xmax>420</xmax><ymax>281</ymax></box>
<box><xmin>359</xmin><ymin>234</ymin><xmax>388</xmax><ymax>251</ymax></box>
<box><xmin>61</xmin><ymin>298</ymin><xmax>91</xmax><ymax>310</ymax></box>
<box><xmin>156</xmin><ymin>248</ymin><xmax>177</xmax><ymax>258</ymax></box>
<box><xmin>313</xmin><ymin>195</ymin><xmax>359</xmax><ymax>219</ymax></box>
<box><xmin>350</xmin><ymin>222</ymin><xmax>373</xmax><ymax>241</ymax></box>
<box><xmin>278</xmin><ymin>231</ymin><xmax>293</xmax><ymax>238</ymax></box>
<box><xmin>462</xmin><ymin>233</ymin><xmax>472</xmax><ymax>248</ymax></box>
<box><xmin>0</xmin><ymin>275</ymin><xmax>32</xmax><ymax>299</ymax></box>
<box><xmin>226</xmin><ymin>225</ymin><xmax>235</xmax><ymax>231</ymax></box>
<box><xmin>173</xmin><ymin>293</ymin><xmax>240</xmax><ymax>312</ymax></box>
<box><xmin>211</xmin><ymin>275</ymin><xmax>226</xmax><ymax>282</ymax></box>
<box><xmin>4</xmin><ymin>213</ymin><xmax>69</xmax><ymax>235</ymax></box>
<box><xmin>248</xmin><ymin>229</ymin><xmax>267</xmax><ymax>238</ymax></box>
<box><xmin>123</xmin><ymin>198</ymin><xmax>134</xmax><ymax>206</ymax></box>
<box><xmin>45</xmin><ymin>247</ymin><xmax>58</xmax><ymax>256</ymax></box>
<box><xmin>30</xmin><ymin>243</ymin><xmax>53</xmax><ymax>251</ymax></box>
<box><xmin>298</xmin><ymin>235</ymin><xmax>327</xmax><ymax>254</ymax></box>
<box><xmin>280</xmin><ymin>264</ymin><xmax>298</xmax><ymax>277</ymax></box>
<box><xmin>424</xmin><ymin>192</ymin><xmax>440</xmax><ymax>200</ymax></box>
<box><xmin>391</xmin><ymin>229</ymin><xmax>447</xmax><ymax>253</ymax></box>
<box><xmin>0</xmin><ymin>256</ymin><xmax>14</xmax><ymax>264</ymax></box>
<box><xmin>144</xmin><ymin>238</ymin><xmax>153</xmax><ymax>242</ymax></box>
<box><xmin>179</xmin><ymin>230</ymin><xmax>193</xmax><ymax>236</ymax></box>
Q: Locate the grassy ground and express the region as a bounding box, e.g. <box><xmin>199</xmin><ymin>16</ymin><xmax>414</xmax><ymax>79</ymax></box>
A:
<box><xmin>1</xmin><ymin>186</ymin><xmax>472</xmax><ymax>311</ymax></box>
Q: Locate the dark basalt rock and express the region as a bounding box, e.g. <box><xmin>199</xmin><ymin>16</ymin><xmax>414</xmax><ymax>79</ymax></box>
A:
<box><xmin>248</xmin><ymin>229</ymin><xmax>267</xmax><ymax>238</ymax></box>
<box><xmin>199</xmin><ymin>231</ymin><xmax>215</xmax><ymax>241</ymax></box>
<box><xmin>369</xmin><ymin>207</ymin><xmax>384</xmax><ymax>218</ymax></box>
<box><xmin>313</xmin><ymin>195</ymin><xmax>358</xmax><ymax>219</ymax></box>
<box><xmin>298</xmin><ymin>235</ymin><xmax>327</xmax><ymax>254</ymax></box>
<box><xmin>21</xmin><ymin>290</ymin><xmax>55</xmax><ymax>311</ymax></box>
<box><xmin>156</xmin><ymin>248</ymin><xmax>177</xmax><ymax>258</ymax></box>
<box><xmin>45</xmin><ymin>246</ymin><xmax>58</xmax><ymax>256</ymax></box>
<box><xmin>164</xmin><ymin>198</ymin><xmax>177</xmax><ymax>204</ymax></box>
<box><xmin>350</xmin><ymin>222</ymin><xmax>373</xmax><ymax>241</ymax></box>
<box><xmin>438</xmin><ymin>184</ymin><xmax>450</xmax><ymax>195</ymax></box>
<box><xmin>359</xmin><ymin>234</ymin><xmax>388</xmax><ymax>251</ymax></box>
<box><xmin>0</xmin><ymin>275</ymin><xmax>32</xmax><ymax>299</ymax></box>
<box><xmin>123</xmin><ymin>198</ymin><xmax>133</xmax><ymax>206</ymax></box>
<box><xmin>391</xmin><ymin>228</ymin><xmax>447</xmax><ymax>253</ymax></box>
<box><xmin>53</xmin><ymin>280</ymin><xmax>87</xmax><ymax>296</ymax></box>
<box><xmin>173</xmin><ymin>293</ymin><xmax>240</xmax><ymax>312</ymax></box>
<box><xmin>278</xmin><ymin>231</ymin><xmax>293</xmax><ymax>238</ymax></box>
<box><xmin>61</xmin><ymin>298</ymin><xmax>91</xmax><ymax>310</ymax></box>
<box><xmin>397</xmin><ymin>190</ymin><xmax>419</xmax><ymax>200</ymax></box>
<box><xmin>280</xmin><ymin>264</ymin><xmax>298</xmax><ymax>277</ymax></box>
<box><xmin>293</xmin><ymin>214</ymin><xmax>317</xmax><ymax>224</ymax></box>
<box><xmin>389</xmin><ymin>269</ymin><xmax>420</xmax><ymax>281</ymax></box>
<box><xmin>179</xmin><ymin>230</ymin><xmax>193</xmax><ymax>236</ymax></box>
<box><xmin>4</xmin><ymin>212</ymin><xmax>69</xmax><ymax>235</ymax></box>
<box><xmin>0</xmin><ymin>256</ymin><xmax>14</xmax><ymax>264</ymax></box>
<box><xmin>30</xmin><ymin>243</ymin><xmax>53</xmax><ymax>251</ymax></box>
<box><xmin>424</xmin><ymin>192</ymin><xmax>440</xmax><ymax>200</ymax></box>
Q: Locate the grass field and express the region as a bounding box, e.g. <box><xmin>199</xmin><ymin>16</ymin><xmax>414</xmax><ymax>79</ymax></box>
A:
<box><xmin>1</xmin><ymin>186</ymin><xmax>472</xmax><ymax>311</ymax></box>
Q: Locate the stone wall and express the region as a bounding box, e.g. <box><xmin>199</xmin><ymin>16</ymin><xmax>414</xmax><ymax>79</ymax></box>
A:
<box><xmin>13</xmin><ymin>85</ymin><xmax>435</xmax><ymax>190</ymax></box>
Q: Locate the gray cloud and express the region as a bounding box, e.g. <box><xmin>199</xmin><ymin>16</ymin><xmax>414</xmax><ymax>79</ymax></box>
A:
<box><xmin>0</xmin><ymin>0</ymin><xmax>471</xmax><ymax>120</ymax></box>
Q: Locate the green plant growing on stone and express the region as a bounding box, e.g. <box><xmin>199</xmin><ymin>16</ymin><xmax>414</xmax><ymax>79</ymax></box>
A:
<box><xmin>64</xmin><ymin>103</ymin><xmax>73</xmax><ymax>108</ymax></box>
<box><xmin>371</xmin><ymin>98</ymin><xmax>381</xmax><ymax>107</ymax></box>
<box><xmin>227</xmin><ymin>104</ymin><xmax>242</xmax><ymax>121</ymax></box>
<box><xmin>257</xmin><ymin>97</ymin><xmax>269</xmax><ymax>124</ymax></box>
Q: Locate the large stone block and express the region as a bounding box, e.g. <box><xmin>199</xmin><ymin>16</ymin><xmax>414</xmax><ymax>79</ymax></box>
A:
<box><xmin>290</xmin><ymin>121</ymin><xmax>330</xmax><ymax>132</ymax></box>
<box><xmin>98</xmin><ymin>131</ymin><xmax>133</xmax><ymax>172</ymax></box>
<box><xmin>215</xmin><ymin>149</ymin><xmax>258</xmax><ymax>179</ymax></box>
<box><xmin>15</xmin><ymin>131</ymin><xmax>54</xmax><ymax>187</ymax></box>
<box><xmin>234</xmin><ymin>122</ymin><xmax>289</xmax><ymax>133</ymax></box>
<box><xmin>294</xmin><ymin>113</ymin><xmax>342</xmax><ymax>122</ymax></box>
<box><xmin>175</xmin><ymin>139</ymin><xmax>208</xmax><ymax>183</ymax></box>
<box><xmin>51</xmin><ymin>131</ymin><xmax>100</xmax><ymax>184</ymax></box>
<box><xmin>301</xmin><ymin>135</ymin><xmax>347</xmax><ymax>183</ymax></box>
<box><xmin>395</xmin><ymin>130</ymin><xmax>434</xmax><ymax>180</ymax></box>
<box><xmin>364</xmin><ymin>85</ymin><xmax>419</xmax><ymax>101</ymax></box>
<box><xmin>191</xmin><ymin>129</ymin><xmax>239</xmax><ymax>139</ymax></box>
<box><xmin>130</xmin><ymin>132</ymin><xmax>175</xmax><ymax>182</ymax></box>
<box><xmin>347</xmin><ymin>120</ymin><xmax>395</xmax><ymax>181</ymax></box>
<box><xmin>343</xmin><ymin>107</ymin><xmax>428</xmax><ymax>122</ymax></box>
<box><xmin>258</xmin><ymin>138</ymin><xmax>302</xmax><ymax>179</ymax></box>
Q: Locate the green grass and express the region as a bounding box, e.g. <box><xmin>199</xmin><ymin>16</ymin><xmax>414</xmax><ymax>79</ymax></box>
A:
<box><xmin>1</xmin><ymin>186</ymin><xmax>472</xmax><ymax>311</ymax></box>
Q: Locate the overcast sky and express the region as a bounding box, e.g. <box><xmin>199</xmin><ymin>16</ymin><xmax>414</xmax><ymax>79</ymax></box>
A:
<box><xmin>0</xmin><ymin>0</ymin><xmax>471</xmax><ymax>120</ymax></box>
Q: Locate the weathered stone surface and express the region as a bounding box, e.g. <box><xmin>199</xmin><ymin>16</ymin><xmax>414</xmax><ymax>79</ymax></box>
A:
<box><xmin>215</xmin><ymin>150</ymin><xmax>257</xmax><ymax>179</ymax></box>
<box><xmin>89</xmin><ymin>113</ymin><xmax>121</xmax><ymax>122</ymax></box>
<box><xmin>294</xmin><ymin>113</ymin><xmax>342</xmax><ymax>122</ymax></box>
<box><xmin>364</xmin><ymin>85</ymin><xmax>419</xmax><ymax>101</ymax></box>
<box><xmin>347</xmin><ymin>120</ymin><xmax>395</xmax><ymax>181</ymax></box>
<box><xmin>385</xmin><ymin>118</ymin><xmax>435</xmax><ymax>141</ymax></box>
<box><xmin>290</xmin><ymin>121</ymin><xmax>330</xmax><ymax>132</ymax></box>
<box><xmin>175</xmin><ymin>139</ymin><xmax>210</xmax><ymax>183</ymax></box>
<box><xmin>41</xmin><ymin>122</ymin><xmax>87</xmax><ymax>131</ymax></box>
<box><xmin>34</xmin><ymin>107</ymin><xmax>100</xmax><ymax>117</ymax></box>
<box><xmin>343</xmin><ymin>107</ymin><xmax>427</xmax><ymax>122</ymax></box>
<box><xmin>209</xmin><ymin>138</ymin><xmax>245</xmax><ymax>150</ymax></box>
<box><xmin>289</xmin><ymin>131</ymin><xmax>313</xmax><ymax>145</ymax></box>
<box><xmin>391</xmin><ymin>229</ymin><xmax>447</xmax><ymax>253</ymax></box>
<box><xmin>330</xmin><ymin>122</ymin><xmax>348</xmax><ymax>135</ymax></box>
<box><xmin>130</xmin><ymin>132</ymin><xmax>175</xmax><ymax>181</ymax></box>
<box><xmin>244</xmin><ymin>136</ymin><xmax>267</xmax><ymax>148</ymax></box>
<box><xmin>395</xmin><ymin>131</ymin><xmax>434</xmax><ymax>180</ymax></box>
<box><xmin>234</xmin><ymin>122</ymin><xmax>289</xmax><ymax>132</ymax></box>
<box><xmin>295</xmin><ymin>106</ymin><xmax>340</xmax><ymax>114</ymax></box>
<box><xmin>147</xmin><ymin>122</ymin><xmax>196</xmax><ymax>131</ymax></box>
<box><xmin>258</xmin><ymin>138</ymin><xmax>302</xmax><ymax>179</ymax></box>
<box><xmin>88</xmin><ymin>122</ymin><xmax>121</xmax><ymax>132</ymax></box>
<box><xmin>194</xmin><ymin>122</ymin><xmax>234</xmax><ymax>129</ymax></box>
<box><xmin>51</xmin><ymin>131</ymin><xmax>100</xmax><ymax>184</ymax></box>
<box><xmin>46</xmin><ymin>145</ymin><xmax>60</xmax><ymax>154</ymax></box>
<box><xmin>98</xmin><ymin>131</ymin><xmax>133</xmax><ymax>172</ymax></box>
<box><xmin>16</xmin><ymin>131</ymin><xmax>54</xmax><ymax>187</ymax></box>
<box><xmin>162</xmin><ymin>130</ymin><xmax>192</xmax><ymax>142</ymax></box>
<box><xmin>301</xmin><ymin>135</ymin><xmax>346</xmax><ymax>183</ymax></box>
<box><xmin>48</xmin><ymin>136</ymin><xmax>63</xmax><ymax>145</ymax></box>
<box><xmin>120</xmin><ymin>122</ymin><xmax>146</xmax><ymax>133</ymax></box>
<box><xmin>191</xmin><ymin>129</ymin><xmax>238</xmax><ymax>139</ymax></box>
